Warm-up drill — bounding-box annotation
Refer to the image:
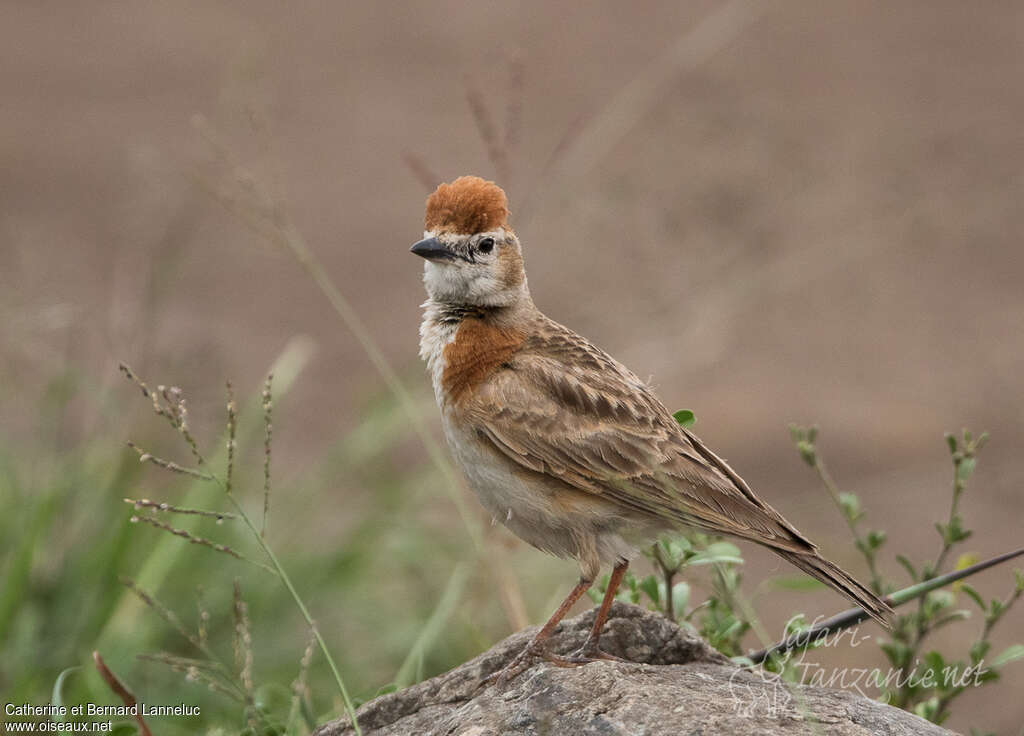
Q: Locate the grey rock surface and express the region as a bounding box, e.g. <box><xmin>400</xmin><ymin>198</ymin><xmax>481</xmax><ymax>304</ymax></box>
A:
<box><xmin>314</xmin><ymin>602</ymin><xmax>954</xmax><ymax>736</ymax></box>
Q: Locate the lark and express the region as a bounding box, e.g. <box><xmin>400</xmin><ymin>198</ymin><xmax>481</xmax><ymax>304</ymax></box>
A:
<box><xmin>412</xmin><ymin>176</ymin><xmax>892</xmax><ymax>683</ymax></box>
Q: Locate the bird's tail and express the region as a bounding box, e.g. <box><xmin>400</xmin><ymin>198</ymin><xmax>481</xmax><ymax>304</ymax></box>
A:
<box><xmin>774</xmin><ymin>549</ymin><xmax>894</xmax><ymax>628</ymax></box>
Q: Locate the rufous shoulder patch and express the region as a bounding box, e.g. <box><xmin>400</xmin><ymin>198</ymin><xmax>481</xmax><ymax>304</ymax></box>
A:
<box><xmin>425</xmin><ymin>176</ymin><xmax>510</xmax><ymax>235</ymax></box>
<box><xmin>442</xmin><ymin>318</ymin><xmax>524</xmax><ymax>404</ymax></box>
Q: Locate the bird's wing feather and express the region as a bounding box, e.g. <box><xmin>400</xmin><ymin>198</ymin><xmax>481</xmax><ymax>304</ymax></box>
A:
<box><xmin>462</xmin><ymin>318</ymin><xmax>814</xmax><ymax>552</ymax></box>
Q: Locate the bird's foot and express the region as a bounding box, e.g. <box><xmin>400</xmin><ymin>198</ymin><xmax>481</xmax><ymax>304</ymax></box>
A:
<box><xmin>481</xmin><ymin>640</ymin><xmax>548</xmax><ymax>689</ymax></box>
<box><xmin>481</xmin><ymin>639</ymin><xmax>628</xmax><ymax>690</ymax></box>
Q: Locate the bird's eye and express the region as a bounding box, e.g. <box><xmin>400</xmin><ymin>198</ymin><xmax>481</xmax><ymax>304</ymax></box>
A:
<box><xmin>477</xmin><ymin>237</ymin><xmax>495</xmax><ymax>254</ymax></box>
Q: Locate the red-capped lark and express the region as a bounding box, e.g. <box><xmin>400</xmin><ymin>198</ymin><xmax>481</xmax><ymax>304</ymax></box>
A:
<box><xmin>412</xmin><ymin>176</ymin><xmax>892</xmax><ymax>684</ymax></box>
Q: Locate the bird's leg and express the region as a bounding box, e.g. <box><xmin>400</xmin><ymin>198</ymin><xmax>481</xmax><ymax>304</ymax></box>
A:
<box><xmin>484</xmin><ymin>576</ymin><xmax>593</xmax><ymax>688</ymax></box>
<box><xmin>549</xmin><ymin>560</ymin><xmax>630</xmax><ymax>665</ymax></box>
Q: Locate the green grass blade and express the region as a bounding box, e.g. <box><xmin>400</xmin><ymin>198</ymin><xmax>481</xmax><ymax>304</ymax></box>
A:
<box><xmin>394</xmin><ymin>563</ymin><xmax>472</xmax><ymax>690</ymax></box>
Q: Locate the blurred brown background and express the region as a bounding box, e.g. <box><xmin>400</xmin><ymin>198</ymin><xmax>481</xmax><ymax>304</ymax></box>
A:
<box><xmin>3</xmin><ymin>1</ymin><xmax>1022</xmax><ymax>732</ymax></box>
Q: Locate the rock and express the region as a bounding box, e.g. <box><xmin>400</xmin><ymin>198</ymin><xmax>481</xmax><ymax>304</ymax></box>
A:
<box><xmin>313</xmin><ymin>602</ymin><xmax>954</xmax><ymax>736</ymax></box>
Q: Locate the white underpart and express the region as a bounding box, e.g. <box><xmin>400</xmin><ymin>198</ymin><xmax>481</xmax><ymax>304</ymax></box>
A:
<box><xmin>418</xmin><ymin>299</ymin><xmax>458</xmax><ymax>405</ymax></box>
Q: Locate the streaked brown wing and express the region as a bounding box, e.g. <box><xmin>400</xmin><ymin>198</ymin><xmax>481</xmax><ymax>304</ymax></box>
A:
<box><xmin>462</xmin><ymin>318</ymin><xmax>814</xmax><ymax>552</ymax></box>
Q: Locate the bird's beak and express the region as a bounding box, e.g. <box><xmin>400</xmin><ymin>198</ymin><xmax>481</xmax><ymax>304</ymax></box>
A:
<box><xmin>410</xmin><ymin>237</ymin><xmax>455</xmax><ymax>262</ymax></box>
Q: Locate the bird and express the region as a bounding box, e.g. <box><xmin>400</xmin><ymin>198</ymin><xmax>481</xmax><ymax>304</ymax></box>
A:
<box><xmin>411</xmin><ymin>175</ymin><xmax>892</xmax><ymax>684</ymax></box>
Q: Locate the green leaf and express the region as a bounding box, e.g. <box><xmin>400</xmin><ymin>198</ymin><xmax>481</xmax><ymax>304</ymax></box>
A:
<box><xmin>784</xmin><ymin>613</ymin><xmax>808</xmax><ymax>636</ymax></box>
<box><xmin>956</xmin><ymin>456</ymin><xmax>977</xmax><ymax>484</ymax></box>
<box><xmin>931</xmin><ymin>609</ymin><xmax>970</xmax><ymax>630</ymax></box>
<box><xmin>673</xmin><ymin>410</ymin><xmax>696</xmax><ymax>427</ymax></box>
<box><xmin>671</xmin><ymin>582</ymin><xmax>690</xmax><ymax>615</ymax></box>
<box><xmin>880</xmin><ymin>640</ymin><xmax>911</xmax><ymax>668</ymax></box>
<box><xmin>991</xmin><ymin>644</ymin><xmax>1024</xmax><ymax>668</ymax></box>
<box><xmin>657</xmin><ymin>536</ymin><xmax>689</xmax><ymax>569</ymax></box>
<box><xmin>913</xmin><ymin>696</ymin><xmax>940</xmax><ymax>722</ymax></box>
<box><xmin>924</xmin><ymin>649</ymin><xmax>946</xmax><ymax>675</ymax></box>
<box><xmin>988</xmin><ymin>598</ymin><xmax>1005</xmax><ymax>621</ymax></box>
<box><xmin>944</xmin><ymin>433</ymin><xmax>957</xmax><ymax>455</ymax></box>
<box><xmin>671</xmin><ymin>536</ymin><xmax>693</xmax><ymax>553</ymax></box>
<box><xmin>865</xmin><ymin>529</ymin><xmax>887</xmax><ymax>550</ymax></box>
<box><xmin>689</xmin><ymin>541</ymin><xmax>744</xmax><ymax>566</ymax></box>
<box><xmin>838</xmin><ymin>492</ymin><xmax>862</xmax><ymax>522</ymax></box>
<box><xmin>958</xmin><ymin>583</ymin><xmax>987</xmax><ymax>612</ymax></box>
<box><xmin>768</xmin><ymin>575</ymin><xmax>827</xmax><ymax>591</ymax></box>
<box><xmin>718</xmin><ymin>617</ymin><xmax>744</xmax><ymax>640</ymax></box>
<box><xmin>638</xmin><ymin>575</ymin><xmax>661</xmax><ymax>606</ymax></box>
<box><xmin>704</xmin><ymin>541</ymin><xmax>742</xmax><ymax>558</ymax></box>
<box><xmin>895</xmin><ymin>555</ymin><xmax>919</xmax><ymax>582</ymax></box>
<box><xmin>975</xmin><ymin>667</ymin><xmax>1000</xmax><ymax>683</ymax></box>
<box><xmin>622</xmin><ymin>573</ymin><xmax>641</xmax><ymax>604</ymax></box>
<box><xmin>688</xmin><ymin>554</ymin><xmax>744</xmax><ymax>566</ymax></box>
<box><xmin>924</xmin><ymin>589</ymin><xmax>955</xmax><ymax>616</ymax></box>
<box><xmin>970</xmin><ymin>640</ymin><xmax>991</xmax><ymax>663</ymax></box>
<box><xmin>796</xmin><ymin>441</ymin><xmax>816</xmax><ymax>466</ymax></box>
<box><xmin>936</xmin><ymin>516</ymin><xmax>971</xmax><ymax>546</ymax></box>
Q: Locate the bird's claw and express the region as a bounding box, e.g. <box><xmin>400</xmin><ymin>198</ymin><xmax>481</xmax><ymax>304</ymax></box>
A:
<box><xmin>480</xmin><ymin>640</ymin><xmax>625</xmax><ymax>690</ymax></box>
<box><xmin>480</xmin><ymin>641</ymin><xmax>546</xmax><ymax>689</ymax></box>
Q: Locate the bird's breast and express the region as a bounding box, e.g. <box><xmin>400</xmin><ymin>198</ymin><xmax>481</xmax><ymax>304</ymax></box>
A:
<box><xmin>419</xmin><ymin>306</ymin><xmax>525</xmax><ymax>407</ymax></box>
<box><xmin>440</xmin><ymin>319</ymin><xmax>525</xmax><ymax>405</ymax></box>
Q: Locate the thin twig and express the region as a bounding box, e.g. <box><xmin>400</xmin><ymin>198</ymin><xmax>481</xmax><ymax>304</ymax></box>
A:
<box><xmin>120</xmin><ymin>363</ymin><xmax>205</xmax><ymax>466</ymax></box>
<box><xmin>898</xmin><ymin>431</ymin><xmax>989</xmax><ymax>706</ymax></box>
<box><xmin>197</xmin><ymin>586</ymin><xmax>210</xmax><ymax>648</ymax></box>
<box><xmin>748</xmin><ymin>547</ymin><xmax>1024</xmax><ymax>665</ymax></box>
<box><xmin>233</xmin><ymin>579</ymin><xmax>255</xmax><ymax>703</ymax></box>
<box><xmin>130</xmin><ymin>514</ymin><xmax>274</xmax><ymax>573</ymax></box>
<box><xmin>261</xmin><ymin>373</ymin><xmax>273</xmax><ymax>537</ymax></box>
<box><xmin>519</xmin><ymin>0</ymin><xmax>766</xmax><ymax>224</ymax></box>
<box><xmin>124</xmin><ymin>497</ymin><xmax>233</xmax><ymax>522</ymax></box>
<box><xmin>652</xmin><ymin>543</ymin><xmax>677</xmax><ymax>621</ymax></box>
<box><xmin>126</xmin><ymin>442</ymin><xmax>215</xmax><ymax>481</ymax></box>
<box><xmin>122</xmin><ymin>578</ymin><xmax>245</xmax><ymax>700</ymax></box>
<box><xmin>121</xmin><ymin>577</ymin><xmax>205</xmax><ymax>654</ymax></box>
<box><xmin>814</xmin><ymin>454</ymin><xmax>883</xmax><ymax>593</ymax></box>
<box><xmin>465</xmin><ymin>84</ymin><xmax>507</xmax><ymax>182</ymax></box>
<box><xmin>503</xmin><ymin>53</ymin><xmax>524</xmax><ymax>158</ymax></box>
<box><xmin>934</xmin><ymin>580</ymin><xmax>1023</xmax><ymax>718</ymax></box>
<box><xmin>137</xmin><ymin>653</ymin><xmax>243</xmax><ymax>701</ymax></box>
<box><xmin>225</xmin><ymin>381</ymin><xmax>238</xmax><ymax>495</ymax></box>
<box><xmin>287</xmin><ymin>628</ymin><xmax>318</xmax><ymax>734</ymax></box>
<box><xmin>401</xmin><ymin>151</ymin><xmax>441</xmax><ymax>192</ymax></box>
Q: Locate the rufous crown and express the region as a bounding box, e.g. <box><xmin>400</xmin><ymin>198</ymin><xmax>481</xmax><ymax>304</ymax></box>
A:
<box><xmin>425</xmin><ymin>176</ymin><xmax>510</xmax><ymax>235</ymax></box>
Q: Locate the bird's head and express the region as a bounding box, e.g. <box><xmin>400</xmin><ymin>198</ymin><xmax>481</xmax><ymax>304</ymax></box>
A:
<box><xmin>411</xmin><ymin>176</ymin><xmax>528</xmax><ymax>308</ymax></box>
